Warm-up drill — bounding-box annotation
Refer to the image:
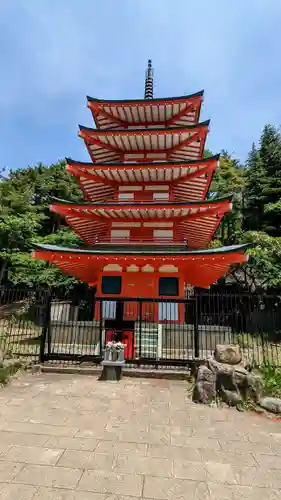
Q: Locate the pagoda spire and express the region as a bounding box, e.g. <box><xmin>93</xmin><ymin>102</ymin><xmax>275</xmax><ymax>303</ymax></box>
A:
<box><xmin>144</xmin><ymin>59</ymin><xmax>154</xmax><ymax>99</ymax></box>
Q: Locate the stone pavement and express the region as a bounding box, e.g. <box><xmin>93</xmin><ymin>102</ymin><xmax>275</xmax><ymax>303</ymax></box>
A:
<box><xmin>0</xmin><ymin>373</ymin><xmax>280</xmax><ymax>499</ymax></box>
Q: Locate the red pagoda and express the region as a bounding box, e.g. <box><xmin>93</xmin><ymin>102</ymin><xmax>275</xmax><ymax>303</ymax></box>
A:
<box><xmin>33</xmin><ymin>61</ymin><xmax>248</xmax><ymax>325</ymax></box>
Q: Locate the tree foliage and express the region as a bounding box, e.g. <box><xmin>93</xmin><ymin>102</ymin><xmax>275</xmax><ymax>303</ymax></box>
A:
<box><xmin>1</xmin><ymin>126</ymin><xmax>281</xmax><ymax>290</ymax></box>
<box><xmin>245</xmin><ymin>125</ymin><xmax>281</xmax><ymax>236</ymax></box>
<box><xmin>243</xmin><ymin>231</ymin><xmax>281</xmax><ymax>287</ymax></box>
<box><xmin>209</xmin><ymin>151</ymin><xmax>245</xmax><ymax>245</ymax></box>
<box><xmin>0</xmin><ymin>161</ymin><xmax>83</xmax><ymax>289</ymax></box>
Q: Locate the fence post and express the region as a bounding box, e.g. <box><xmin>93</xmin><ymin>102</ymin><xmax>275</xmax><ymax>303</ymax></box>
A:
<box><xmin>193</xmin><ymin>292</ymin><xmax>199</xmax><ymax>358</ymax></box>
<box><xmin>99</xmin><ymin>300</ymin><xmax>103</xmax><ymax>358</ymax></box>
<box><xmin>139</xmin><ymin>300</ymin><xmax>143</xmax><ymax>358</ymax></box>
<box><xmin>40</xmin><ymin>291</ymin><xmax>51</xmax><ymax>363</ymax></box>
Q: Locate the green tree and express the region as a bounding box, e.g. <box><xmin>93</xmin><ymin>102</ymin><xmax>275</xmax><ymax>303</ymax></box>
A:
<box><xmin>7</xmin><ymin>161</ymin><xmax>82</xmax><ymax>236</ymax></box>
<box><xmin>209</xmin><ymin>151</ymin><xmax>245</xmax><ymax>244</ymax></box>
<box><xmin>244</xmin><ymin>125</ymin><xmax>281</xmax><ymax>236</ymax></box>
<box><xmin>242</xmin><ymin>231</ymin><xmax>281</xmax><ymax>288</ymax></box>
<box><xmin>244</xmin><ymin>143</ymin><xmax>266</xmax><ymax>231</ymax></box>
<box><xmin>0</xmin><ymin>161</ymin><xmax>83</xmax><ymax>289</ymax></box>
<box><xmin>259</xmin><ymin>125</ymin><xmax>281</xmax><ymax>235</ymax></box>
<box><xmin>0</xmin><ymin>179</ymin><xmax>44</xmax><ymax>284</ymax></box>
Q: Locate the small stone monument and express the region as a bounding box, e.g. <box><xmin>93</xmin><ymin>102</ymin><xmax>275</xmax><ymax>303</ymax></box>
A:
<box><xmin>99</xmin><ymin>341</ymin><xmax>125</xmax><ymax>382</ymax></box>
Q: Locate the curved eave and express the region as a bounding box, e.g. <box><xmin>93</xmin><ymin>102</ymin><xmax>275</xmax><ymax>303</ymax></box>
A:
<box><xmin>66</xmin><ymin>156</ymin><xmax>219</xmax><ymax>202</ymax></box>
<box><xmin>88</xmin><ymin>93</ymin><xmax>204</xmax><ymax>129</ymax></box>
<box><xmin>86</xmin><ymin>90</ymin><xmax>204</xmax><ymax>105</ymax></box>
<box><xmin>50</xmin><ymin>194</ymin><xmax>232</xmax><ymax>208</ymax></box>
<box><xmin>65</xmin><ymin>154</ymin><xmax>220</xmax><ymax>169</ymax></box>
<box><xmin>48</xmin><ymin>197</ymin><xmax>233</xmax><ymax>249</ymax></box>
<box><xmin>79</xmin><ymin>122</ymin><xmax>210</xmax><ymax>163</ymax></box>
<box><xmin>33</xmin><ymin>243</ymin><xmax>248</xmax><ymax>288</ymax></box>
<box><xmin>78</xmin><ymin>121</ymin><xmax>210</xmax><ymax>136</ymax></box>
<box><xmin>33</xmin><ymin>243</ymin><xmax>249</xmax><ymax>256</ymax></box>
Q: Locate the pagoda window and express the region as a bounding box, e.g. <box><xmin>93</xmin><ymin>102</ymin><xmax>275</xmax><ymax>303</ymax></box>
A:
<box><xmin>118</xmin><ymin>192</ymin><xmax>134</xmax><ymax>201</ymax></box>
<box><xmin>159</xmin><ymin>277</ymin><xmax>179</xmax><ymax>297</ymax></box>
<box><xmin>153</xmin><ymin>230</ymin><xmax>173</xmax><ymax>240</ymax></box>
<box><xmin>119</xmin><ymin>186</ymin><xmax>142</xmax><ymax>191</ymax></box>
<box><xmin>158</xmin><ymin>302</ymin><xmax>179</xmax><ymax>322</ymax></box>
<box><xmin>112</xmin><ymin>222</ymin><xmax>141</xmax><ymax>227</ymax></box>
<box><xmin>153</xmin><ymin>192</ymin><xmax>169</xmax><ymax>201</ymax></box>
<box><xmin>102</xmin><ymin>276</ymin><xmax>122</xmax><ymax>295</ymax></box>
<box><xmin>145</xmin><ymin>185</ymin><xmax>169</xmax><ymax>191</ymax></box>
<box><xmin>144</xmin><ymin>222</ymin><xmax>173</xmax><ymax>228</ymax></box>
<box><xmin>110</xmin><ymin>229</ymin><xmax>130</xmax><ymax>240</ymax></box>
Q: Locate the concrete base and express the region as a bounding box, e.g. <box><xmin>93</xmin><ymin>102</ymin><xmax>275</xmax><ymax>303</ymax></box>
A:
<box><xmin>99</xmin><ymin>360</ymin><xmax>125</xmax><ymax>382</ymax></box>
<box><xmin>37</xmin><ymin>363</ymin><xmax>193</xmax><ymax>380</ymax></box>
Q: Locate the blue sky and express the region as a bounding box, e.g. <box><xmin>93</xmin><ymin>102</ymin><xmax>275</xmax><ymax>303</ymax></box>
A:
<box><xmin>1</xmin><ymin>0</ymin><xmax>281</xmax><ymax>171</ymax></box>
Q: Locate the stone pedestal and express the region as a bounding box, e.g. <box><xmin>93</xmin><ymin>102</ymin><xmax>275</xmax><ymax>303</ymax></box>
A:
<box><xmin>99</xmin><ymin>360</ymin><xmax>125</xmax><ymax>382</ymax></box>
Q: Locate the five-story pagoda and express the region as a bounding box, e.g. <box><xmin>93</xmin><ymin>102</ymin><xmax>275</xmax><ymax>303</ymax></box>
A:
<box><xmin>33</xmin><ymin>60</ymin><xmax>248</xmax><ymax>323</ymax></box>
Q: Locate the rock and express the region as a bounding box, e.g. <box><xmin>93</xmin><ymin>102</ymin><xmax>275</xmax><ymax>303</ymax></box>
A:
<box><xmin>32</xmin><ymin>364</ymin><xmax>42</xmax><ymax>374</ymax></box>
<box><xmin>259</xmin><ymin>397</ymin><xmax>281</xmax><ymax>414</ymax></box>
<box><xmin>216</xmin><ymin>367</ymin><xmax>237</xmax><ymax>392</ymax></box>
<box><xmin>207</xmin><ymin>355</ymin><xmax>262</xmax><ymax>401</ymax></box>
<box><xmin>246</xmin><ymin>373</ymin><xmax>263</xmax><ymax>403</ymax></box>
<box><xmin>193</xmin><ymin>347</ymin><xmax>267</xmax><ymax>411</ymax></box>
<box><xmin>2</xmin><ymin>358</ymin><xmax>22</xmax><ymax>375</ymax></box>
<box><xmin>3</xmin><ymin>358</ymin><xmax>21</xmax><ymax>367</ymax></box>
<box><xmin>207</xmin><ymin>358</ymin><xmax>223</xmax><ymax>374</ymax></box>
<box><xmin>231</xmin><ymin>367</ymin><xmax>248</xmax><ymax>399</ymax></box>
<box><xmin>193</xmin><ymin>365</ymin><xmax>216</xmax><ymax>404</ymax></box>
<box><xmin>220</xmin><ymin>387</ymin><xmax>242</xmax><ymax>406</ymax></box>
<box><xmin>214</xmin><ymin>344</ymin><xmax>242</xmax><ymax>365</ymax></box>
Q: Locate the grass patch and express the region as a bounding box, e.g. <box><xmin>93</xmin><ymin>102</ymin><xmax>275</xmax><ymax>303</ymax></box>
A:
<box><xmin>0</xmin><ymin>366</ymin><xmax>10</xmax><ymax>385</ymax></box>
<box><xmin>258</xmin><ymin>365</ymin><xmax>281</xmax><ymax>398</ymax></box>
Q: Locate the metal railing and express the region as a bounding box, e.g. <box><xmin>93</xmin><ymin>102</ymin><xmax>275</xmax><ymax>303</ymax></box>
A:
<box><xmin>1</xmin><ymin>287</ymin><xmax>281</xmax><ymax>367</ymax></box>
<box><xmin>95</xmin><ymin>236</ymin><xmax>187</xmax><ymax>246</ymax></box>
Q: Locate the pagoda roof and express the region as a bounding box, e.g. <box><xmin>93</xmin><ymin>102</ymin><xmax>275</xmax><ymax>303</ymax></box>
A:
<box><xmin>66</xmin><ymin>155</ymin><xmax>219</xmax><ymax>202</ymax></box>
<box><xmin>51</xmin><ymin>196</ymin><xmax>230</xmax><ymax>208</ymax></box>
<box><xmin>33</xmin><ymin>243</ymin><xmax>249</xmax><ymax>289</ymax></box>
<box><xmin>79</xmin><ymin>122</ymin><xmax>209</xmax><ymax>163</ymax></box>
<box><xmin>33</xmin><ymin>242</ymin><xmax>248</xmax><ymax>256</ymax></box>
<box><xmin>87</xmin><ymin>91</ymin><xmax>204</xmax><ymax>130</ymax></box>
<box><xmin>50</xmin><ymin>196</ymin><xmax>231</xmax><ymax>248</ymax></box>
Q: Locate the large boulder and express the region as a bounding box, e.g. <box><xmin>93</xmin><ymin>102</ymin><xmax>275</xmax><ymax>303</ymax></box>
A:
<box><xmin>192</xmin><ymin>365</ymin><xmax>216</xmax><ymax>405</ymax></box>
<box><xmin>259</xmin><ymin>397</ymin><xmax>281</xmax><ymax>414</ymax></box>
<box><xmin>214</xmin><ymin>344</ymin><xmax>242</xmax><ymax>365</ymax></box>
<box><xmin>207</xmin><ymin>357</ymin><xmax>262</xmax><ymax>406</ymax></box>
<box><xmin>208</xmin><ymin>358</ymin><xmax>245</xmax><ymax>391</ymax></box>
<box><xmin>207</xmin><ymin>357</ymin><xmax>224</xmax><ymax>374</ymax></box>
<box><xmin>216</xmin><ymin>366</ymin><xmax>237</xmax><ymax>392</ymax></box>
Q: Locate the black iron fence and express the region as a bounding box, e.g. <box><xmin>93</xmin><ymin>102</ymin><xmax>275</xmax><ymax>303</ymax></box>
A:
<box><xmin>1</xmin><ymin>287</ymin><xmax>281</xmax><ymax>367</ymax></box>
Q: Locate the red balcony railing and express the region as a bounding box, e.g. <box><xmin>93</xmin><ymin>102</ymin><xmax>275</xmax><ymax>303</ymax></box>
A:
<box><xmin>95</xmin><ymin>236</ymin><xmax>187</xmax><ymax>246</ymax></box>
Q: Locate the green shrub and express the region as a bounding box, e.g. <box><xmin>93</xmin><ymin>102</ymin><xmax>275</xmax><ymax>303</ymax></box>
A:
<box><xmin>0</xmin><ymin>366</ymin><xmax>10</xmax><ymax>385</ymax></box>
<box><xmin>259</xmin><ymin>365</ymin><xmax>281</xmax><ymax>398</ymax></box>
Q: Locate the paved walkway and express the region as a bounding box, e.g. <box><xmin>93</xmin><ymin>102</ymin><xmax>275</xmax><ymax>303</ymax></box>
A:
<box><xmin>0</xmin><ymin>373</ymin><xmax>280</xmax><ymax>499</ymax></box>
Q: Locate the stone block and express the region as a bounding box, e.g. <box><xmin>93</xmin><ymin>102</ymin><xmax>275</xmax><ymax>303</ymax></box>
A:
<box><xmin>246</xmin><ymin>373</ymin><xmax>263</xmax><ymax>403</ymax></box>
<box><xmin>16</xmin><ymin>464</ymin><xmax>82</xmax><ymax>489</ymax></box>
<box><xmin>214</xmin><ymin>344</ymin><xmax>242</xmax><ymax>365</ymax></box>
<box><xmin>192</xmin><ymin>365</ymin><xmax>216</xmax><ymax>404</ymax></box>
<box><xmin>99</xmin><ymin>360</ymin><xmax>125</xmax><ymax>382</ymax></box>
<box><xmin>259</xmin><ymin>396</ymin><xmax>281</xmax><ymax>414</ymax></box>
